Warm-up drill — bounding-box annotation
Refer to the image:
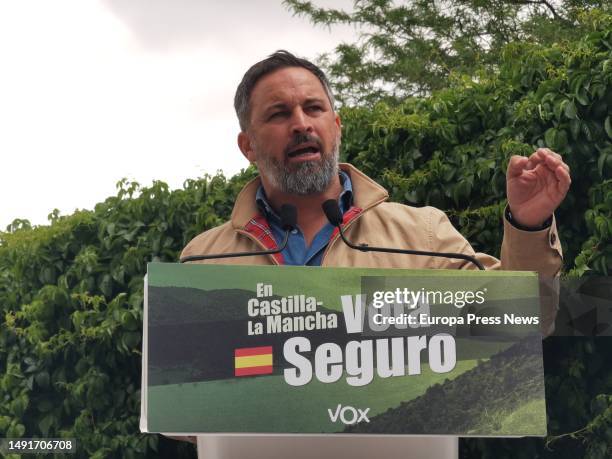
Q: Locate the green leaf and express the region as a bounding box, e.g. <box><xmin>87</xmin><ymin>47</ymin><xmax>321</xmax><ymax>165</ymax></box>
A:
<box><xmin>38</xmin><ymin>414</ymin><xmax>54</xmax><ymax>436</ymax></box>
<box><xmin>570</xmin><ymin>119</ymin><xmax>581</xmax><ymax>140</ymax></box>
<box><xmin>7</xmin><ymin>422</ymin><xmax>25</xmax><ymax>438</ymax></box>
<box><xmin>576</xmin><ymin>88</ymin><xmax>589</xmax><ymax>106</ymax></box>
<box><xmin>605</xmin><ymin>116</ymin><xmax>612</xmax><ymax>140</ymax></box>
<box><xmin>0</xmin><ymin>416</ymin><xmax>11</xmax><ymax>432</ymax></box>
<box><xmin>555</xmin><ymin>129</ymin><xmax>568</xmax><ymax>150</ymax></box>
<box><xmin>582</xmin><ymin>123</ymin><xmax>593</xmax><ymax>142</ymax></box>
<box><xmin>10</xmin><ymin>395</ymin><xmax>29</xmax><ymax>418</ymax></box>
<box><xmin>37</xmin><ymin>400</ymin><xmax>54</xmax><ymax>413</ymax></box>
<box><xmin>443</xmin><ymin>167</ymin><xmax>455</xmax><ymax>182</ymax></box>
<box><xmin>544</xmin><ymin>128</ymin><xmax>557</xmax><ymax>147</ymax></box>
<box><xmin>35</xmin><ymin>371</ymin><xmax>50</xmax><ymax>389</ymax></box>
<box><xmin>554</xmin><ymin>99</ymin><xmax>566</xmax><ymax>121</ymax></box>
<box><xmin>111</xmin><ymin>265</ymin><xmax>125</xmax><ymax>284</ymax></box>
<box><xmin>148</xmin><ymin>435</ymin><xmax>159</xmax><ymax>452</ymax></box>
<box><xmin>99</xmin><ymin>274</ymin><xmax>113</xmax><ymax>298</ymax></box>
<box><xmin>597</xmin><ymin>154</ymin><xmax>607</xmax><ymax>177</ymax></box>
<box><xmin>121</xmin><ymin>311</ymin><xmax>139</xmax><ymax>331</ymax></box>
<box><xmin>564</xmin><ymin>100</ymin><xmax>577</xmax><ymax>119</ymax></box>
<box><xmin>122</xmin><ymin>331</ymin><xmax>141</xmax><ymax>350</ymax></box>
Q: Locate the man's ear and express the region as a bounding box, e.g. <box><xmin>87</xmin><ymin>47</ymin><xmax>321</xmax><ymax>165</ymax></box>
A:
<box><xmin>334</xmin><ymin>112</ymin><xmax>342</xmax><ymax>135</ymax></box>
<box><xmin>238</xmin><ymin>131</ymin><xmax>256</xmax><ymax>163</ymax></box>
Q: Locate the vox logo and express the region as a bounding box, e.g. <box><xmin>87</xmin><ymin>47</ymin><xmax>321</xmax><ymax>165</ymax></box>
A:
<box><xmin>327</xmin><ymin>404</ymin><xmax>370</xmax><ymax>425</ymax></box>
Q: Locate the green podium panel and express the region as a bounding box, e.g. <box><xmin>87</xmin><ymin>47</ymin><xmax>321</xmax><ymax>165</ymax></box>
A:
<box><xmin>140</xmin><ymin>263</ymin><xmax>545</xmax><ymax>437</ymax></box>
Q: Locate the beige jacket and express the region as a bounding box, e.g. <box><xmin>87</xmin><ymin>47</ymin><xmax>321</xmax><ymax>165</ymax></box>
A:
<box><xmin>181</xmin><ymin>163</ymin><xmax>563</xmax><ymax>275</ymax></box>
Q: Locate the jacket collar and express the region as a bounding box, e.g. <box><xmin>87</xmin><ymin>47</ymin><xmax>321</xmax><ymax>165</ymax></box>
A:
<box><xmin>230</xmin><ymin>163</ymin><xmax>389</xmax><ymax>230</ymax></box>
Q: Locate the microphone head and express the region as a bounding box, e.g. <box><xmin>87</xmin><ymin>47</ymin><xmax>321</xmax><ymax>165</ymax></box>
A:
<box><xmin>279</xmin><ymin>204</ymin><xmax>298</xmax><ymax>231</ymax></box>
<box><xmin>322</xmin><ymin>199</ymin><xmax>343</xmax><ymax>226</ymax></box>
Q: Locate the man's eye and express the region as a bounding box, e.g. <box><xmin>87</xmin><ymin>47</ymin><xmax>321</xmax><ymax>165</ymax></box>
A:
<box><xmin>307</xmin><ymin>105</ymin><xmax>323</xmax><ymax>112</ymax></box>
<box><xmin>269</xmin><ymin>111</ymin><xmax>288</xmax><ymax>120</ymax></box>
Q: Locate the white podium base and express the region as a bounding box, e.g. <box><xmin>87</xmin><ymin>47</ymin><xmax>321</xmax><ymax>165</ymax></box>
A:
<box><xmin>197</xmin><ymin>435</ymin><xmax>458</xmax><ymax>459</ymax></box>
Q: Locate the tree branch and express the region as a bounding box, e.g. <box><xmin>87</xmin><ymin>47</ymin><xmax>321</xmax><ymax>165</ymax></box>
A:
<box><xmin>506</xmin><ymin>0</ymin><xmax>571</xmax><ymax>25</ymax></box>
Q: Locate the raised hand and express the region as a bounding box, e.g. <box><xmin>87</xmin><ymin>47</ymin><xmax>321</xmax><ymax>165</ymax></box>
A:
<box><xmin>506</xmin><ymin>148</ymin><xmax>571</xmax><ymax>228</ymax></box>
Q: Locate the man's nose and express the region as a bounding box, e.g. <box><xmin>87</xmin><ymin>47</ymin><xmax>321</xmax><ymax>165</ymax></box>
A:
<box><xmin>290</xmin><ymin>108</ymin><xmax>313</xmax><ymax>134</ymax></box>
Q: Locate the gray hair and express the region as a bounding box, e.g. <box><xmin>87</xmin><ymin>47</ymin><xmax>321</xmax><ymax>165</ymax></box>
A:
<box><xmin>234</xmin><ymin>50</ymin><xmax>335</xmax><ymax>131</ymax></box>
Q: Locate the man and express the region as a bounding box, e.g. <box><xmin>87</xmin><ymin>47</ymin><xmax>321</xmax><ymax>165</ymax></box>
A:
<box><xmin>182</xmin><ymin>50</ymin><xmax>569</xmax><ymax>272</ymax></box>
<box><xmin>179</xmin><ymin>50</ymin><xmax>571</xmax><ymax>458</ymax></box>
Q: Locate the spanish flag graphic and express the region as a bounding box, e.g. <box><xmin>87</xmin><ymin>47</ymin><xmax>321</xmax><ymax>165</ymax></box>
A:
<box><xmin>234</xmin><ymin>346</ymin><xmax>273</xmax><ymax>377</ymax></box>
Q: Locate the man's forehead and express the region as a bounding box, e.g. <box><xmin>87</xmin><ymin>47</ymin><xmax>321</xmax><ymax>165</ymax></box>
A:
<box><xmin>250</xmin><ymin>67</ymin><xmax>328</xmax><ymax>108</ymax></box>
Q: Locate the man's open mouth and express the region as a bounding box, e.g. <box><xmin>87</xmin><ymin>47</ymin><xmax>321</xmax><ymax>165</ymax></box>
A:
<box><xmin>287</xmin><ymin>143</ymin><xmax>321</xmax><ymax>158</ymax></box>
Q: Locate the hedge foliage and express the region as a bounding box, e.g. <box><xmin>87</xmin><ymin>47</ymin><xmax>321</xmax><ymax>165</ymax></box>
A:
<box><xmin>0</xmin><ymin>173</ymin><xmax>256</xmax><ymax>459</ymax></box>
<box><xmin>1</xmin><ymin>10</ymin><xmax>611</xmax><ymax>459</ymax></box>
<box><xmin>340</xmin><ymin>10</ymin><xmax>612</xmax><ymax>272</ymax></box>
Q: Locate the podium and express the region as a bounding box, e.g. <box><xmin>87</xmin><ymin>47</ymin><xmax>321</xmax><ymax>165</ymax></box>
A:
<box><xmin>140</xmin><ymin>263</ymin><xmax>546</xmax><ymax>458</ymax></box>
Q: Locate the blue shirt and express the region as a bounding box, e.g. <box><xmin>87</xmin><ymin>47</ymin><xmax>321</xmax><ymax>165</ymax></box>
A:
<box><xmin>255</xmin><ymin>171</ymin><xmax>353</xmax><ymax>266</ymax></box>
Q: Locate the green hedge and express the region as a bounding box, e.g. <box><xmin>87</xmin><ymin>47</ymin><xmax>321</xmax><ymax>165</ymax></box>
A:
<box><xmin>1</xmin><ymin>11</ymin><xmax>610</xmax><ymax>459</ymax></box>
<box><xmin>340</xmin><ymin>13</ymin><xmax>612</xmax><ymax>270</ymax></box>
<box><xmin>0</xmin><ymin>173</ymin><xmax>256</xmax><ymax>458</ymax></box>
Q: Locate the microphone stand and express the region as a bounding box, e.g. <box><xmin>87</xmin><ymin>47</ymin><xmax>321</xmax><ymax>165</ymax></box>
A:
<box><xmin>322</xmin><ymin>199</ymin><xmax>485</xmax><ymax>270</ymax></box>
<box><xmin>335</xmin><ymin>225</ymin><xmax>485</xmax><ymax>270</ymax></box>
<box><xmin>179</xmin><ymin>231</ymin><xmax>290</xmax><ymax>263</ymax></box>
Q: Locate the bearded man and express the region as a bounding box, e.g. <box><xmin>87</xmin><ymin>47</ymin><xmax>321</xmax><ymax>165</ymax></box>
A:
<box><xmin>177</xmin><ymin>50</ymin><xmax>571</xmax><ymax>458</ymax></box>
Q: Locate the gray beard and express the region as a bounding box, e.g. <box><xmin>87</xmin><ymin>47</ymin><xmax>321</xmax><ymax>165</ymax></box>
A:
<box><xmin>257</xmin><ymin>141</ymin><xmax>339</xmax><ymax>195</ymax></box>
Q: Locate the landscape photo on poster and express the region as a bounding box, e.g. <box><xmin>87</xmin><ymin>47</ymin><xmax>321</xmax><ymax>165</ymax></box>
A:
<box><xmin>141</xmin><ymin>263</ymin><xmax>546</xmax><ymax>436</ymax></box>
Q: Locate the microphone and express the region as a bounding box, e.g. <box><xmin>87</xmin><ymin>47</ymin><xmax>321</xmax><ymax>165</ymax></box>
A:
<box><xmin>279</xmin><ymin>203</ymin><xmax>297</xmax><ymax>231</ymax></box>
<box><xmin>322</xmin><ymin>200</ymin><xmax>485</xmax><ymax>270</ymax></box>
<box><xmin>179</xmin><ymin>204</ymin><xmax>297</xmax><ymax>263</ymax></box>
